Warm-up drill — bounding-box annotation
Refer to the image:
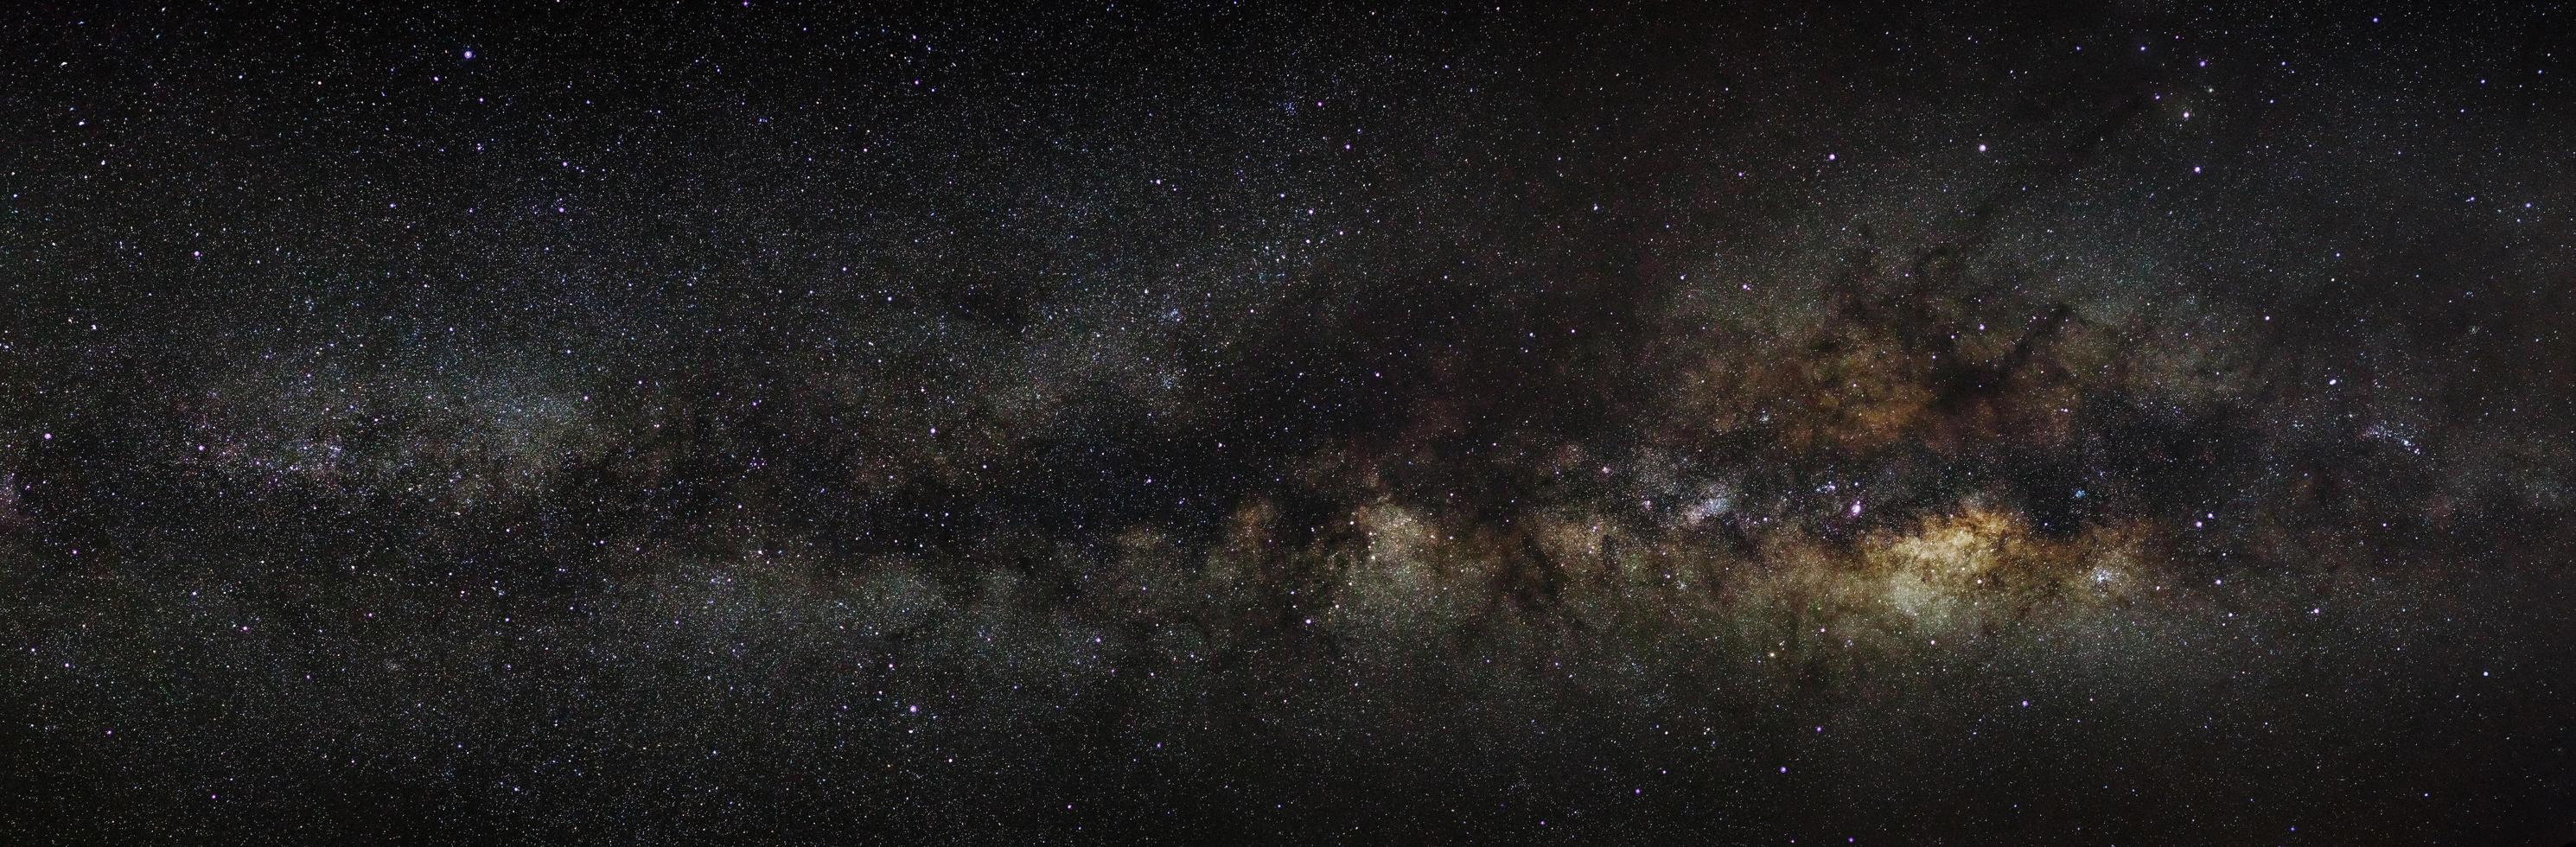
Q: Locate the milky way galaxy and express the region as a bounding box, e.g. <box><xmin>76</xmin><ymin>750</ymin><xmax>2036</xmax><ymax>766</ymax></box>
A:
<box><xmin>7</xmin><ymin>3</ymin><xmax>2576</xmax><ymax>844</ymax></box>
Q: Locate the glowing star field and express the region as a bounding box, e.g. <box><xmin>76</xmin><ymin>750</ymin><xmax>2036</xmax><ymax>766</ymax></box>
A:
<box><xmin>6</xmin><ymin>3</ymin><xmax>2576</xmax><ymax>844</ymax></box>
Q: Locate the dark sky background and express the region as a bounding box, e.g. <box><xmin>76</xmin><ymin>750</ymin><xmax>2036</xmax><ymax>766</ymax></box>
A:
<box><xmin>7</xmin><ymin>2</ymin><xmax>2576</xmax><ymax>844</ymax></box>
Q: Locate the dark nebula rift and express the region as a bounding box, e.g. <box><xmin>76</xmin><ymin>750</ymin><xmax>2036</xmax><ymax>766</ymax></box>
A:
<box><xmin>7</xmin><ymin>3</ymin><xmax>2576</xmax><ymax>844</ymax></box>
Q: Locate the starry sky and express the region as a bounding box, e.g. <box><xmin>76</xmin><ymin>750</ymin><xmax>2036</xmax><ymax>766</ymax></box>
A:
<box><xmin>7</xmin><ymin>2</ymin><xmax>2576</xmax><ymax>844</ymax></box>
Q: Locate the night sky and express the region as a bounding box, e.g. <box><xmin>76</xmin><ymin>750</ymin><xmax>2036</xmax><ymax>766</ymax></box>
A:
<box><xmin>7</xmin><ymin>2</ymin><xmax>2576</xmax><ymax>844</ymax></box>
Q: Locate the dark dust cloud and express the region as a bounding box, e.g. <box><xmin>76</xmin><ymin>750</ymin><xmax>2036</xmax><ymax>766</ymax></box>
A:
<box><xmin>6</xmin><ymin>2</ymin><xmax>2576</xmax><ymax>844</ymax></box>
